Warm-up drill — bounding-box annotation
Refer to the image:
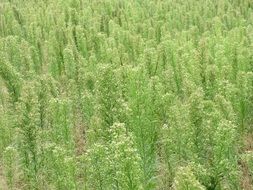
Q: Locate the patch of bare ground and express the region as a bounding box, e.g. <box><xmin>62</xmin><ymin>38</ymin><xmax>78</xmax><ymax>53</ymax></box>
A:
<box><xmin>239</xmin><ymin>133</ymin><xmax>253</xmax><ymax>190</ymax></box>
<box><xmin>0</xmin><ymin>165</ymin><xmax>8</xmax><ymax>190</ymax></box>
<box><xmin>73</xmin><ymin>112</ymin><xmax>87</xmax><ymax>187</ymax></box>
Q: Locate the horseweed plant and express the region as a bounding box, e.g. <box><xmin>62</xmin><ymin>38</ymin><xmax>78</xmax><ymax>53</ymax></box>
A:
<box><xmin>0</xmin><ymin>0</ymin><xmax>253</xmax><ymax>189</ymax></box>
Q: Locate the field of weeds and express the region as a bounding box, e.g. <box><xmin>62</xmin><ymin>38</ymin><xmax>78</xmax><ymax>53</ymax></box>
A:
<box><xmin>0</xmin><ymin>0</ymin><xmax>253</xmax><ymax>189</ymax></box>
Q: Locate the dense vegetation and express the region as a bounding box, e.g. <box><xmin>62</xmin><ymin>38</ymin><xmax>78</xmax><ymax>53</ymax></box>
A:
<box><xmin>0</xmin><ymin>0</ymin><xmax>253</xmax><ymax>189</ymax></box>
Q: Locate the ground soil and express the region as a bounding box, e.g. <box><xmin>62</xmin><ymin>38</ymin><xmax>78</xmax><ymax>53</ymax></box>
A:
<box><xmin>0</xmin><ymin>166</ymin><xmax>8</xmax><ymax>190</ymax></box>
<box><xmin>240</xmin><ymin>133</ymin><xmax>253</xmax><ymax>190</ymax></box>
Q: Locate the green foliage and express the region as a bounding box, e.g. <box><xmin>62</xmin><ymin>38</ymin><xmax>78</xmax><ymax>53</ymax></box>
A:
<box><xmin>86</xmin><ymin>123</ymin><xmax>142</xmax><ymax>190</ymax></box>
<box><xmin>16</xmin><ymin>82</ymin><xmax>40</xmax><ymax>189</ymax></box>
<box><xmin>173</xmin><ymin>166</ymin><xmax>205</xmax><ymax>190</ymax></box>
<box><xmin>0</xmin><ymin>0</ymin><xmax>252</xmax><ymax>189</ymax></box>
